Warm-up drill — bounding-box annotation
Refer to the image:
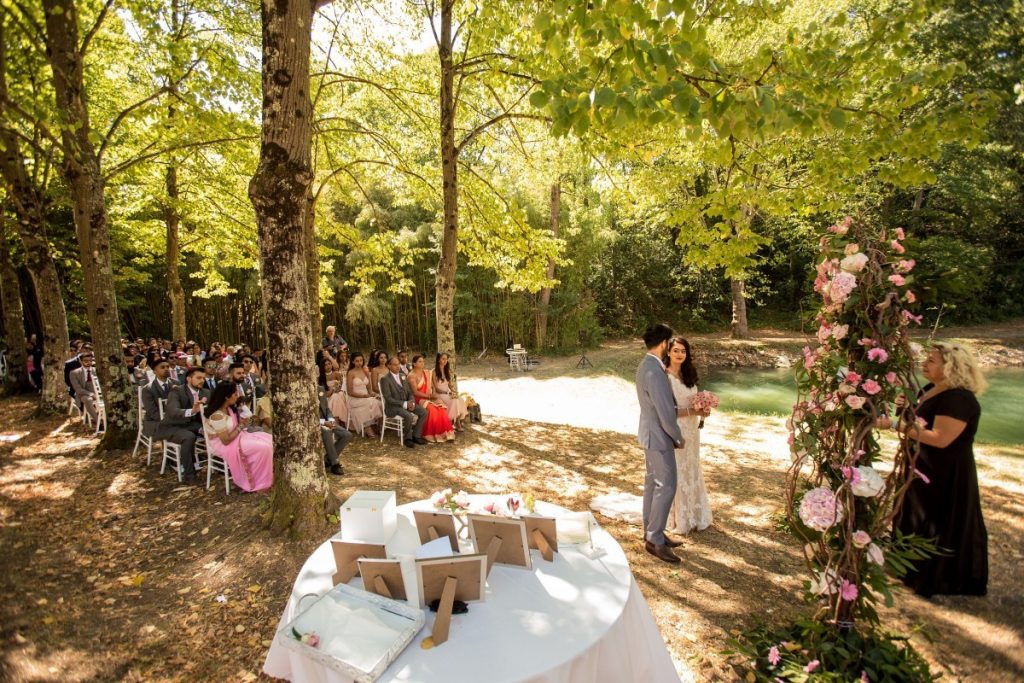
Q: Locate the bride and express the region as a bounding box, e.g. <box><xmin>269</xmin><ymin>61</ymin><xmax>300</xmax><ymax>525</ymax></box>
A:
<box><xmin>664</xmin><ymin>336</ymin><xmax>713</xmax><ymax>534</ymax></box>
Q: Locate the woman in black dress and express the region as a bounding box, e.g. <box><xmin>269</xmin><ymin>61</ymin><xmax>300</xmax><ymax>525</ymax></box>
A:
<box><xmin>895</xmin><ymin>342</ymin><xmax>988</xmax><ymax>597</ymax></box>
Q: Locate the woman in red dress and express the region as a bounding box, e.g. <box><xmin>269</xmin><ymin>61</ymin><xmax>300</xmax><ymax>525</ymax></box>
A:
<box><xmin>408</xmin><ymin>354</ymin><xmax>455</xmax><ymax>442</ymax></box>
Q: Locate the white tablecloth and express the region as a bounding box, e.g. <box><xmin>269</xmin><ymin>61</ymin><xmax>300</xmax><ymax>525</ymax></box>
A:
<box><xmin>263</xmin><ymin>498</ymin><xmax>679</xmax><ymax>682</ymax></box>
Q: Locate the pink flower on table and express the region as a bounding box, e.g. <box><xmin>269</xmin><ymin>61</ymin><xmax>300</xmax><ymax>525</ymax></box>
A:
<box><xmin>844</xmin><ymin>243</ymin><xmax>860</xmax><ymax>255</ymax></box>
<box><xmin>861</xmin><ymin>379</ymin><xmax>882</xmax><ymax>395</ymax></box>
<box><xmin>896</xmin><ymin>258</ymin><xmax>916</xmax><ymax>273</ymax></box>
<box><xmin>845</xmin><ymin>370</ymin><xmax>862</xmax><ymax>384</ymax></box>
<box><xmin>805</xmin><ymin>659</ymin><xmax>820</xmax><ymax>673</ymax></box>
<box><xmin>768</xmin><ymin>645</ymin><xmax>781</xmax><ymax>666</ymax></box>
<box><xmin>845</xmin><ymin>395</ymin><xmax>867</xmax><ymax>409</ymax></box>
<box><xmin>888</xmin><ymin>274</ymin><xmax>906</xmax><ymax>286</ymax></box>
<box><xmin>840</xmin><ymin>580</ymin><xmax>859</xmax><ymax>601</ymax></box>
<box><xmin>895</xmin><ymin>227</ymin><xmax>906</xmax><ymax>240</ymax></box>
<box><xmin>891</xmin><ymin>240</ymin><xmax>906</xmax><ymax>254</ymax></box>
<box><xmin>867</xmin><ymin>347</ymin><xmax>889</xmax><ymax>363</ymax></box>
<box><xmin>853</xmin><ymin>530</ymin><xmax>871</xmax><ymax>547</ymax></box>
<box><xmin>905</xmin><ymin>290</ymin><xmax>917</xmax><ymax>303</ymax></box>
<box><xmin>300</xmin><ymin>632</ymin><xmax>320</xmax><ymax>648</ymax></box>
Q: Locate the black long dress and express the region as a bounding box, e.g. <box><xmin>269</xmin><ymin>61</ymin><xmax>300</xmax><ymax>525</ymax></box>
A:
<box><xmin>895</xmin><ymin>384</ymin><xmax>987</xmax><ymax>597</ymax></box>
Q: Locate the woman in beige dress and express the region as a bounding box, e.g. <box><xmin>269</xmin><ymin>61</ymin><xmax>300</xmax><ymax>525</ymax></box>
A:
<box><xmin>368</xmin><ymin>350</ymin><xmax>389</xmax><ymax>397</ymax></box>
<box><xmin>345</xmin><ymin>352</ymin><xmax>381</xmax><ymax>437</ymax></box>
<box><xmin>433</xmin><ymin>353</ymin><xmax>468</xmax><ymax>430</ymax></box>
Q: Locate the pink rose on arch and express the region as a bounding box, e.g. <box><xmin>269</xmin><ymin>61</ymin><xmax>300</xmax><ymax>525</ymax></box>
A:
<box><xmin>885</xmin><ymin>371</ymin><xmax>898</xmax><ymax>384</ymax></box>
<box><xmin>838</xmin><ymin>383</ymin><xmax>856</xmax><ymax>396</ymax></box>
<box><xmin>840</xmin><ymin>252</ymin><xmax>869</xmax><ymax>273</ymax></box>
<box><xmin>845</xmin><ymin>370</ymin><xmax>862</xmax><ymax>384</ymax></box>
<box><xmin>858</xmin><ymin>337</ymin><xmax>875</xmax><ymax>347</ymax></box>
<box><xmin>830</xmin><ymin>271</ymin><xmax>858</xmax><ymax>302</ymax></box>
<box><xmin>805</xmin><ymin>659</ymin><xmax>820</xmax><ymax>673</ymax></box>
<box><xmin>853</xmin><ymin>530</ymin><xmax>871</xmax><ymax>548</ymax></box>
<box><xmin>905</xmin><ymin>290</ymin><xmax>917</xmax><ymax>303</ymax></box>
<box><xmin>903</xmin><ymin>310</ymin><xmax>924</xmax><ymax>325</ymax></box>
<box><xmin>831</xmin><ymin>324</ymin><xmax>849</xmax><ymax>340</ymax></box>
<box><xmin>817</xmin><ymin>324</ymin><xmax>832</xmax><ymax>343</ymax></box>
<box><xmin>896</xmin><ymin>258</ymin><xmax>916</xmax><ymax>272</ymax></box>
<box><xmin>867</xmin><ymin>347</ymin><xmax>889</xmax><ymax>363</ymax></box>
<box><xmin>840</xmin><ymin>580</ymin><xmax>859</xmax><ymax>602</ymax></box>
<box><xmin>845</xmin><ymin>395</ymin><xmax>867</xmax><ymax>409</ymax></box>
<box><xmin>895</xmin><ymin>227</ymin><xmax>906</xmax><ymax>240</ymax></box>
<box><xmin>861</xmin><ymin>379</ymin><xmax>882</xmax><ymax>395</ymax></box>
<box><xmin>891</xmin><ymin>239</ymin><xmax>906</xmax><ymax>254</ymax></box>
<box><xmin>866</xmin><ymin>543</ymin><xmax>885</xmax><ymax>566</ymax></box>
<box><xmin>888</xmin><ymin>273</ymin><xmax>906</xmax><ymax>286</ymax></box>
<box><xmin>844</xmin><ymin>243</ymin><xmax>860</xmax><ymax>255</ymax></box>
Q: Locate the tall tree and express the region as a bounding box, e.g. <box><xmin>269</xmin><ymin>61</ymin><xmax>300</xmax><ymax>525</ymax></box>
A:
<box><xmin>0</xmin><ymin>212</ymin><xmax>30</xmax><ymax>394</ymax></box>
<box><xmin>249</xmin><ymin>0</ymin><xmax>331</xmax><ymax>537</ymax></box>
<box><xmin>0</xmin><ymin>13</ymin><xmax>71</xmax><ymax>409</ymax></box>
<box><xmin>41</xmin><ymin>0</ymin><xmax>134</xmax><ymax>446</ymax></box>
<box><xmin>535</xmin><ymin>180</ymin><xmax>559</xmax><ymax>347</ymax></box>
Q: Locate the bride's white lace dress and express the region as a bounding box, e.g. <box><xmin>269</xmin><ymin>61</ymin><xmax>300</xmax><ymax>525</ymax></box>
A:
<box><xmin>666</xmin><ymin>374</ymin><xmax>712</xmax><ymax>534</ymax></box>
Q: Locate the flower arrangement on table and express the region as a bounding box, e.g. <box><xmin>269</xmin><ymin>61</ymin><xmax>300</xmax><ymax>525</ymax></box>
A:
<box><xmin>291</xmin><ymin>627</ymin><xmax>320</xmax><ymax>648</ymax></box>
<box><xmin>689</xmin><ymin>390</ymin><xmax>720</xmax><ymax>428</ymax></box>
<box><xmin>429</xmin><ymin>490</ymin><xmax>537</xmax><ymax>518</ymax></box>
<box><xmin>728</xmin><ymin>217</ymin><xmax>936</xmax><ymax>681</ymax></box>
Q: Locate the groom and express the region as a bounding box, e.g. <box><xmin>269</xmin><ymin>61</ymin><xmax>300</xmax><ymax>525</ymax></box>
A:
<box><xmin>636</xmin><ymin>323</ymin><xmax>685</xmax><ymax>564</ymax></box>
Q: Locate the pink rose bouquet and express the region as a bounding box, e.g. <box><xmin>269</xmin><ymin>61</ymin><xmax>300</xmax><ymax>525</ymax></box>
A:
<box><xmin>690</xmin><ymin>390</ymin><xmax>720</xmax><ymax>429</ymax></box>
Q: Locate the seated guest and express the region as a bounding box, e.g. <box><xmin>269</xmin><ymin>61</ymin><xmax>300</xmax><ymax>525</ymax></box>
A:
<box><xmin>240</xmin><ymin>355</ymin><xmax>266</xmax><ymax>398</ymax></box>
<box><xmin>68</xmin><ymin>352</ymin><xmax>100</xmax><ymax>426</ymax></box>
<box><xmin>323</xmin><ymin>325</ymin><xmax>348</xmax><ymax>352</ymax></box>
<box><xmin>380</xmin><ymin>356</ymin><xmax>427</xmax><ymax>448</ymax></box>
<box><xmin>202</xmin><ymin>359</ymin><xmax>220</xmax><ymax>391</ymax></box>
<box><xmin>319</xmin><ymin>390</ymin><xmax>351</xmax><ymax>475</ymax></box>
<box><xmin>368</xmin><ymin>350</ymin><xmax>390</xmax><ymax>396</ymax></box>
<box><xmin>321</xmin><ymin>357</ymin><xmax>348</xmax><ymax>425</ymax></box>
<box><xmin>433</xmin><ymin>352</ymin><xmax>468</xmax><ymax>431</ymax></box>
<box><xmin>397</xmin><ymin>349</ymin><xmax>412</xmax><ymax>377</ymax></box>
<box><xmin>203</xmin><ymin>382</ymin><xmax>273</xmax><ymax>492</ymax></box>
<box><xmin>164</xmin><ymin>367</ymin><xmax>211</xmax><ymax>482</ymax></box>
<box><xmin>252</xmin><ymin>349</ymin><xmax>268</xmax><ymax>380</ymax></box>
<box><xmin>408</xmin><ymin>354</ymin><xmax>455</xmax><ymax>442</ymax></box>
<box><xmin>185</xmin><ymin>342</ymin><xmax>203</xmax><ymax>368</ymax></box>
<box><xmin>337</xmin><ymin>348</ymin><xmax>350</xmax><ymax>375</ymax></box>
<box><xmin>64</xmin><ymin>340</ymin><xmax>84</xmax><ymax>398</ymax></box>
<box><xmin>171</xmin><ymin>353</ymin><xmax>190</xmax><ymax>383</ymax></box>
<box><xmin>141</xmin><ymin>359</ymin><xmax>205</xmax><ymax>482</ymax></box>
<box><xmin>345</xmin><ymin>352</ymin><xmax>382</xmax><ymax>437</ymax></box>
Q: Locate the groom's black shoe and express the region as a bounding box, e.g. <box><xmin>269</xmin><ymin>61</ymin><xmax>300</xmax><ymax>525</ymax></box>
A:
<box><xmin>663</xmin><ymin>535</ymin><xmax>683</xmax><ymax>548</ymax></box>
<box><xmin>645</xmin><ymin>540</ymin><xmax>680</xmax><ymax>564</ymax></box>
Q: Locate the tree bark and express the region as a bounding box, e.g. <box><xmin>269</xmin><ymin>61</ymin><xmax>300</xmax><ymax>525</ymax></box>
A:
<box><xmin>0</xmin><ymin>217</ymin><xmax>31</xmax><ymax>394</ymax></box>
<box><xmin>165</xmin><ymin>165</ymin><xmax>187</xmax><ymax>341</ymax></box>
<box><xmin>435</xmin><ymin>0</ymin><xmax>458</xmax><ymax>385</ymax></box>
<box><xmin>535</xmin><ymin>181</ymin><xmax>559</xmax><ymax>348</ymax></box>
<box><xmin>0</xmin><ymin>17</ymin><xmax>70</xmax><ymax>411</ymax></box>
<box><xmin>305</xmin><ymin>187</ymin><xmax>320</xmax><ymax>340</ymax></box>
<box><xmin>730</xmin><ymin>277</ymin><xmax>750</xmax><ymax>340</ymax></box>
<box><xmin>42</xmin><ymin>0</ymin><xmax>134</xmax><ymax>447</ymax></box>
<box><xmin>249</xmin><ymin>0</ymin><xmax>330</xmax><ymax>538</ymax></box>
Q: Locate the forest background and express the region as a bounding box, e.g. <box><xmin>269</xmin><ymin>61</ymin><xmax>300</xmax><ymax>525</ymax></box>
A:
<box><xmin>1</xmin><ymin>0</ymin><xmax>1021</xmax><ymax>355</ymax></box>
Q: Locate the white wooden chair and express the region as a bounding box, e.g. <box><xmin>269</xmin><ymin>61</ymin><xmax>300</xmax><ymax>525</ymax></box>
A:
<box><xmin>157</xmin><ymin>398</ymin><xmax>184</xmax><ymax>481</ymax></box>
<box><xmin>131</xmin><ymin>386</ymin><xmax>155</xmax><ymax>465</ymax></box>
<box><xmin>90</xmin><ymin>375</ymin><xmax>107</xmax><ymax>435</ymax></box>
<box><xmin>378</xmin><ymin>381</ymin><xmax>404</xmax><ymax>443</ymax></box>
<box><xmin>200</xmin><ymin>416</ymin><xmax>231</xmax><ymax>495</ymax></box>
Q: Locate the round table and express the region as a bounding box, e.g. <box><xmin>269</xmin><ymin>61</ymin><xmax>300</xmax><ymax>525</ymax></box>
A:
<box><xmin>263</xmin><ymin>498</ymin><xmax>679</xmax><ymax>682</ymax></box>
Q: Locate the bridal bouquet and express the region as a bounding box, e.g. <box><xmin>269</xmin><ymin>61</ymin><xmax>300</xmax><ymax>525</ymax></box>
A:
<box><xmin>689</xmin><ymin>390</ymin><xmax>720</xmax><ymax>429</ymax></box>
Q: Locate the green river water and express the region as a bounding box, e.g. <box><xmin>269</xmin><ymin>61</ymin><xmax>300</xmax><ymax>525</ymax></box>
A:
<box><xmin>702</xmin><ymin>367</ymin><xmax>1024</xmax><ymax>447</ymax></box>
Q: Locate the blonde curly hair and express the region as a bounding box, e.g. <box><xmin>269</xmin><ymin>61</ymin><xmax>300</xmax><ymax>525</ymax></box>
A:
<box><xmin>932</xmin><ymin>341</ymin><xmax>988</xmax><ymax>395</ymax></box>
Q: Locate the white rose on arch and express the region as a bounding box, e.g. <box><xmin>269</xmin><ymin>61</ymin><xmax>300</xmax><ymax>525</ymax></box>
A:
<box><xmin>851</xmin><ymin>466</ymin><xmax>885</xmax><ymax>497</ymax></box>
<box><xmin>840</xmin><ymin>252</ymin><xmax>869</xmax><ymax>273</ymax></box>
<box><xmin>809</xmin><ymin>567</ymin><xmax>841</xmax><ymax>595</ymax></box>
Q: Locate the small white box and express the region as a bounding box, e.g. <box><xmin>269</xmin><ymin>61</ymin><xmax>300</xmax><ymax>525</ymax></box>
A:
<box><xmin>340</xmin><ymin>490</ymin><xmax>397</xmax><ymax>545</ymax></box>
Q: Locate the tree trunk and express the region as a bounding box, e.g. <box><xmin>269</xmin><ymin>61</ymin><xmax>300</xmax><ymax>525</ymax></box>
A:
<box><xmin>535</xmin><ymin>181</ymin><xmax>559</xmax><ymax>348</ymax></box>
<box><xmin>305</xmin><ymin>187</ymin><xmax>320</xmax><ymax>340</ymax></box>
<box><xmin>249</xmin><ymin>0</ymin><xmax>330</xmax><ymax>539</ymax></box>
<box><xmin>435</xmin><ymin>0</ymin><xmax>458</xmax><ymax>387</ymax></box>
<box><xmin>0</xmin><ymin>19</ymin><xmax>69</xmax><ymax>410</ymax></box>
<box><xmin>0</xmin><ymin>217</ymin><xmax>31</xmax><ymax>394</ymax></box>
<box><xmin>43</xmin><ymin>0</ymin><xmax>134</xmax><ymax>447</ymax></box>
<box><xmin>165</xmin><ymin>165</ymin><xmax>187</xmax><ymax>341</ymax></box>
<box><xmin>730</xmin><ymin>277</ymin><xmax>749</xmax><ymax>340</ymax></box>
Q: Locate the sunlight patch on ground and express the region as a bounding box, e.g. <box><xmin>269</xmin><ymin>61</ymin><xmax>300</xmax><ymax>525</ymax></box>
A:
<box><xmin>105</xmin><ymin>471</ymin><xmax>151</xmax><ymax>498</ymax></box>
<box><xmin>3</xmin><ymin>646</ymin><xmax>104</xmax><ymax>682</ymax></box>
<box><xmin>0</xmin><ymin>431</ymin><xmax>28</xmax><ymax>443</ymax></box>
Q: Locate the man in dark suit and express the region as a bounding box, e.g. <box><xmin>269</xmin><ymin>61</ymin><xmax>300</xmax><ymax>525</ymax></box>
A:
<box><xmin>142</xmin><ymin>359</ymin><xmax>201</xmax><ymax>484</ymax></box>
<box><xmin>201</xmin><ymin>359</ymin><xmax>220</xmax><ymax>391</ymax></box>
<box><xmin>68</xmin><ymin>352</ymin><xmax>99</xmax><ymax>425</ymax></box>
<box><xmin>379</xmin><ymin>356</ymin><xmax>426</xmax><ymax>448</ymax></box>
<box><xmin>318</xmin><ymin>391</ymin><xmax>351</xmax><ymax>475</ymax></box>
<box><xmin>239</xmin><ymin>355</ymin><xmax>265</xmax><ymax>398</ymax></box>
<box><xmin>636</xmin><ymin>323</ymin><xmax>685</xmax><ymax>565</ymax></box>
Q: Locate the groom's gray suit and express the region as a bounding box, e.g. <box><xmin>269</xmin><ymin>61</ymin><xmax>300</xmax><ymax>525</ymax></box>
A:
<box><xmin>636</xmin><ymin>353</ymin><xmax>684</xmax><ymax>546</ymax></box>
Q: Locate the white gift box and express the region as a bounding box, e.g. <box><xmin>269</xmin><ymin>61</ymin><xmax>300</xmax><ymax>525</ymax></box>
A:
<box><xmin>340</xmin><ymin>491</ymin><xmax>397</xmax><ymax>545</ymax></box>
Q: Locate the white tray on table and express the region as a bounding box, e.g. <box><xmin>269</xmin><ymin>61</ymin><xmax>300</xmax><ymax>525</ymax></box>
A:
<box><xmin>276</xmin><ymin>582</ymin><xmax>425</xmax><ymax>682</ymax></box>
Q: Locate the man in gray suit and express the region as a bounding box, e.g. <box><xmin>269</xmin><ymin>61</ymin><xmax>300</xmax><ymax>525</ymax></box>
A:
<box><xmin>142</xmin><ymin>359</ymin><xmax>202</xmax><ymax>485</ymax></box>
<box><xmin>69</xmin><ymin>352</ymin><xmax>100</xmax><ymax>426</ymax></box>
<box><xmin>636</xmin><ymin>323</ymin><xmax>685</xmax><ymax>564</ymax></box>
<box><xmin>318</xmin><ymin>391</ymin><xmax>352</xmax><ymax>475</ymax></box>
<box><xmin>379</xmin><ymin>356</ymin><xmax>427</xmax><ymax>448</ymax></box>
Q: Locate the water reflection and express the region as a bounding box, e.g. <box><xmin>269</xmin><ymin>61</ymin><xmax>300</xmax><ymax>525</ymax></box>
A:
<box><xmin>703</xmin><ymin>367</ymin><xmax>1024</xmax><ymax>446</ymax></box>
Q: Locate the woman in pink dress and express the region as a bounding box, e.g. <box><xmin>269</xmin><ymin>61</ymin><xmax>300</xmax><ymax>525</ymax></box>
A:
<box><xmin>320</xmin><ymin>357</ymin><xmax>348</xmax><ymax>426</ymax></box>
<box><xmin>409</xmin><ymin>354</ymin><xmax>455</xmax><ymax>442</ymax></box>
<box><xmin>433</xmin><ymin>353</ymin><xmax>468</xmax><ymax>431</ymax></box>
<box><xmin>203</xmin><ymin>382</ymin><xmax>273</xmax><ymax>492</ymax></box>
<box><xmin>345</xmin><ymin>352</ymin><xmax>381</xmax><ymax>437</ymax></box>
